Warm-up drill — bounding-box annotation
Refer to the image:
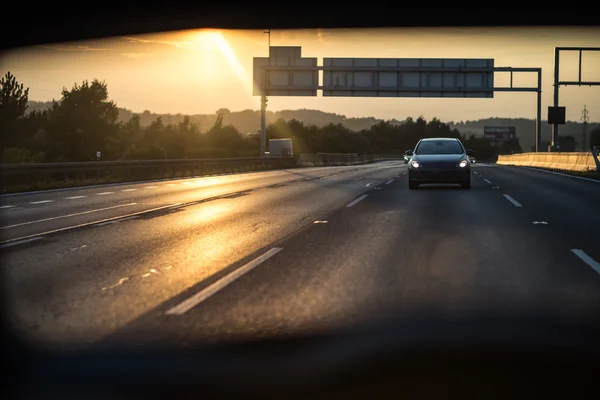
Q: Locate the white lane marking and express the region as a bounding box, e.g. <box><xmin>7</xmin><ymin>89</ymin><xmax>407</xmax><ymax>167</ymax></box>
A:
<box><xmin>346</xmin><ymin>194</ymin><xmax>368</xmax><ymax>208</ymax></box>
<box><xmin>0</xmin><ymin>203</ymin><xmax>182</xmax><ymax>246</ymax></box>
<box><xmin>65</xmin><ymin>195</ymin><xmax>86</xmax><ymax>199</ymax></box>
<box><xmin>521</xmin><ymin>167</ymin><xmax>600</xmax><ymax>184</ymax></box>
<box><xmin>503</xmin><ymin>194</ymin><xmax>523</xmax><ymax>208</ymax></box>
<box><xmin>492</xmin><ymin>186</ymin><xmax>499</xmax><ymax>189</ymax></box>
<box><xmin>121</xmin><ymin>188</ymin><xmax>137</xmax><ymax>192</ymax></box>
<box><xmin>314</xmin><ymin>220</ymin><xmax>328</xmax><ymax>224</ymax></box>
<box><xmin>401</xmin><ymin>172</ymin><xmax>407</xmax><ymax>175</ymax></box>
<box><xmin>483</xmin><ymin>179</ymin><xmax>492</xmax><ymax>184</ymax></box>
<box><xmin>165</xmin><ymin>183</ymin><xmax>176</xmax><ymax>186</ymax></box>
<box><xmin>473</xmin><ymin>171</ymin><xmax>479</xmax><ymax>175</ymax></box>
<box><xmin>96</xmin><ymin>192</ymin><xmax>114</xmax><ymax>195</ymax></box>
<box><xmin>0</xmin><ymin>203</ymin><xmax>137</xmax><ymax>230</ymax></box>
<box><xmin>0</xmin><ymin>205</ymin><xmax>15</xmax><ymax>209</ymax></box>
<box><xmin>145</xmin><ymin>186</ymin><xmax>158</xmax><ymax>189</ymax></box>
<box><xmin>533</xmin><ymin>221</ymin><xmax>548</xmax><ymax>225</ymax></box>
<box><xmin>93</xmin><ymin>215</ymin><xmax>139</xmax><ymax>227</ymax></box>
<box><xmin>182</xmin><ymin>181</ymin><xmax>192</xmax><ymax>185</ymax></box>
<box><xmin>365</xmin><ymin>183</ymin><xmax>372</xmax><ymax>187</ymax></box>
<box><xmin>385</xmin><ymin>179</ymin><xmax>394</xmax><ymax>185</ymax></box>
<box><xmin>166</xmin><ymin>247</ymin><xmax>284</xmax><ymax>315</ymax></box>
<box><xmin>0</xmin><ymin>236</ymin><xmax>45</xmax><ymax>249</ymax></box>
<box><xmin>28</xmin><ymin>200</ymin><xmax>53</xmax><ymax>204</ymax></box>
<box><xmin>571</xmin><ymin>249</ymin><xmax>600</xmax><ymax>275</ymax></box>
<box><xmin>101</xmin><ymin>277</ymin><xmax>130</xmax><ymax>291</ymax></box>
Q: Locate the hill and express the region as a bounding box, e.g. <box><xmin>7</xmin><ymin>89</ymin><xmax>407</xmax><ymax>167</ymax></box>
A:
<box><xmin>27</xmin><ymin>101</ymin><xmax>598</xmax><ymax>151</ymax></box>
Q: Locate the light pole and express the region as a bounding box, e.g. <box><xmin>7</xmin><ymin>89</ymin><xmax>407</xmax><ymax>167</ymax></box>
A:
<box><xmin>260</xmin><ymin>29</ymin><xmax>271</xmax><ymax>157</ymax></box>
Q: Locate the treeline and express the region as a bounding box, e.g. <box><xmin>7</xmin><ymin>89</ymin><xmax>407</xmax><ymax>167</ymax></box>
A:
<box><xmin>2</xmin><ymin>71</ymin><xmax>526</xmax><ymax>163</ymax></box>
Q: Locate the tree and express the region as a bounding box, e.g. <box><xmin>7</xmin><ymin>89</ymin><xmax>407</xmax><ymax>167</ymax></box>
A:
<box><xmin>44</xmin><ymin>79</ymin><xmax>119</xmax><ymax>161</ymax></box>
<box><xmin>590</xmin><ymin>126</ymin><xmax>600</xmax><ymax>149</ymax></box>
<box><xmin>0</xmin><ymin>71</ymin><xmax>30</xmax><ymax>149</ymax></box>
<box><xmin>557</xmin><ymin>135</ymin><xmax>577</xmax><ymax>152</ymax></box>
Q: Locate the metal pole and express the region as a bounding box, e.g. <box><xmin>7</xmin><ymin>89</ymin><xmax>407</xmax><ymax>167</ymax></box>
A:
<box><xmin>537</xmin><ymin>69</ymin><xmax>542</xmax><ymax>153</ymax></box>
<box><xmin>578</xmin><ymin>50</ymin><xmax>582</xmax><ymax>85</ymax></box>
<box><xmin>260</xmin><ymin>95</ymin><xmax>266</xmax><ymax>157</ymax></box>
<box><xmin>260</xmin><ymin>29</ymin><xmax>270</xmax><ymax>157</ymax></box>
<box><xmin>553</xmin><ymin>48</ymin><xmax>560</xmax><ymax>150</ymax></box>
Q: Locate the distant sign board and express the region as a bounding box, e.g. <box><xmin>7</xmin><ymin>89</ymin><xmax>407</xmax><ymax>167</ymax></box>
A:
<box><xmin>548</xmin><ymin>106</ymin><xmax>566</xmax><ymax>125</ymax></box>
<box><xmin>484</xmin><ymin>126</ymin><xmax>516</xmax><ymax>141</ymax></box>
<box><xmin>253</xmin><ymin>47</ymin><xmax>317</xmax><ymax>96</ymax></box>
<box><xmin>253</xmin><ymin>47</ymin><xmax>495</xmax><ymax>98</ymax></box>
<box><xmin>322</xmin><ymin>58</ymin><xmax>494</xmax><ymax>98</ymax></box>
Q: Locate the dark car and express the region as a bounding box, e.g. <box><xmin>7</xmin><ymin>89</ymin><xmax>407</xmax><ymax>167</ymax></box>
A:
<box><xmin>406</xmin><ymin>138</ymin><xmax>474</xmax><ymax>189</ymax></box>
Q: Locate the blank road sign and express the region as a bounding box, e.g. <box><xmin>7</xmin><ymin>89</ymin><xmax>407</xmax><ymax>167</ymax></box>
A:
<box><xmin>548</xmin><ymin>106</ymin><xmax>566</xmax><ymax>124</ymax></box>
<box><xmin>322</xmin><ymin>57</ymin><xmax>494</xmax><ymax>98</ymax></box>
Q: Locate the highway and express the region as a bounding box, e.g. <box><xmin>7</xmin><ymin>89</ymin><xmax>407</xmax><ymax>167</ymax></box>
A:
<box><xmin>2</xmin><ymin>161</ymin><xmax>600</xmax><ymax>348</ymax></box>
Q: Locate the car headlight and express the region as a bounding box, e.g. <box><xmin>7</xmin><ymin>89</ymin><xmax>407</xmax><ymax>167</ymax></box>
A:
<box><xmin>411</xmin><ymin>160</ymin><xmax>420</xmax><ymax>168</ymax></box>
<box><xmin>458</xmin><ymin>160</ymin><xmax>468</xmax><ymax>168</ymax></box>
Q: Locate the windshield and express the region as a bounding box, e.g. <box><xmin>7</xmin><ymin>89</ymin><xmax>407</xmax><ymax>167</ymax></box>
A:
<box><xmin>1</xmin><ymin>25</ymin><xmax>600</xmax><ymax>353</ymax></box>
<box><xmin>415</xmin><ymin>140</ymin><xmax>464</xmax><ymax>155</ymax></box>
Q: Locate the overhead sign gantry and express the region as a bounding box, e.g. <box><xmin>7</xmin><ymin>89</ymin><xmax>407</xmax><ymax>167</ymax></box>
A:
<box><xmin>550</xmin><ymin>47</ymin><xmax>600</xmax><ymax>151</ymax></box>
<box><xmin>253</xmin><ymin>46</ymin><xmax>542</xmax><ymax>154</ymax></box>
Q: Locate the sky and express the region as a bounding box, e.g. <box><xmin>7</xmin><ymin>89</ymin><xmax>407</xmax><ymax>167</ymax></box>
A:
<box><xmin>1</xmin><ymin>26</ymin><xmax>600</xmax><ymax>122</ymax></box>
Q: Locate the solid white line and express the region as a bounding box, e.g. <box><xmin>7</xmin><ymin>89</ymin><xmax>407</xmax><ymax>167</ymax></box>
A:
<box><xmin>521</xmin><ymin>167</ymin><xmax>600</xmax><ymax>184</ymax></box>
<box><xmin>93</xmin><ymin>216</ymin><xmax>139</xmax><ymax>227</ymax></box>
<box><xmin>483</xmin><ymin>179</ymin><xmax>492</xmax><ymax>184</ymax></box>
<box><xmin>121</xmin><ymin>188</ymin><xmax>137</xmax><ymax>192</ymax></box>
<box><xmin>29</xmin><ymin>200</ymin><xmax>53</xmax><ymax>204</ymax></box>
<box><xmin>0</xmin><ymin>205</ymin><xmax>15</xmax><ymax>209</ymax></box>
<box><xmin>0</xmin><ymin>236</ymin><xmax>45</xmax><ymax>249</ymax></box>
<box><xmin>165</xmin><ymin>247</ymin><xmax>284</xmax><ymax>315</ymax></box>
<box><xmin>346</xmin><ymin>194</ymin><xmax>369</xmax><ymax>208</ymax></box>
<box><xmin>0</xmin><ymin>203</ymin><xmax>137</xmax><ymax>230</ymax></box>
<box><xmin>0</xmin><ymin>203</ymin><xmax>183</xmax><ymax>246</ymax></box>
<box><xmin>65</xmin><ymin>195</ymin><xmax>86</xmax><ymax>199</ymax></box>
<box><xmin>571</xmin><ymin>249</ymin><xmax>600</xmax><ymax>275</ymax></box>
<box><xmin>144</xmin><ymin>186</ymin><xmax>158</xmax><ymax>189</ymax></box>
<box><xmin>503</xmin><ymin>194</ymin><xmax>523</xmax><ymax>208</ymax></box>
<box><xmin>385</xmin><ymin>179</ymin><xmax>394</xmax><ymax>185</ymax></box>
<box><xmin>0</xmin><ymin>169</ymin><xmax>287</xmax><ymax>198</ymax></box>
<box><xmin>96</xmin><ymin>192</ymin><xmax>114</xmax><ymax>195</ymax></box>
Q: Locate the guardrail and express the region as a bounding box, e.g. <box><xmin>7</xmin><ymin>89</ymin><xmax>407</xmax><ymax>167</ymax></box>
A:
<box><xmin>496</xmin><ymin>152</ymin><xmax>599</xmax><ymax>172</ymax></box>
<box><xmin>0</xmin><ymin>157</ymin><xmax>296</xmax><ymax>193</ymax></box>
<box><xmin>0</xmin><ymin>153</ymin><xmax>403</xmax><ymax>193</ymax></box>
<box><xmin>296</xmin><ymin>153</ymin><xmax>402</xmax><ymax>166</ymax></box>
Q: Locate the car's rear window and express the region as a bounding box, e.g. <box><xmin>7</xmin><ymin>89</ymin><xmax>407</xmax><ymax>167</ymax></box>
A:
<box><xmin>415</xmin><ymin>140</ymin><xmax>463</xmax><ymax>155</ymax></box>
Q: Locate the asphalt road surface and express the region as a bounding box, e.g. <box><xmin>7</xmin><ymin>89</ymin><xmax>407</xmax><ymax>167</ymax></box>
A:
<box><xmin>2</xmin><ymin>161</ymin><xmax>600</xmax><ymax>348</ymax></box>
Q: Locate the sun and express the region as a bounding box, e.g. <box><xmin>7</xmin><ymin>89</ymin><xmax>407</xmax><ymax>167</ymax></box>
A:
<box><xmin>188</xmin><ymin>30</ymin><xmax>223</xmax><ymax>51</ymax></box>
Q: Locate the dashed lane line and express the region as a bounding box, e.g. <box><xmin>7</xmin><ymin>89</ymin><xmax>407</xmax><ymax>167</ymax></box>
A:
<box><xmin>571</xmin><ymin>249</ymin><xmax>600</xmax><ymax>276</ymax></box>
<box><xmin>502</xmin><ymin>194</ymin><xmax>523</xmax><ymax>208</ymax></box>
<box><xmin>165</xmin><ymin>247</ymin><xmax>284</xmax><ymax>315</ymax></box>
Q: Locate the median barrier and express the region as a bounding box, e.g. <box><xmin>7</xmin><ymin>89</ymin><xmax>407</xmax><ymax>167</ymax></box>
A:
<box><xmin>0</xmin><ymin>153</ymin><xmax>404</xmax><ymax>193</ymax></box>
<box><xmin>497</xmin><ymin>152</ymin><xmax>597</xmax><ymax>172</ymax></box>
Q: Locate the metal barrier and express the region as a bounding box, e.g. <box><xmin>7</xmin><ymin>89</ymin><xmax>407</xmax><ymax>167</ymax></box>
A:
<box><xmin>296</xmin><ymin>153</ymin><xmax>402</xmax><ymax>166</ymax></box>
<box><xmin>496</xmin><ymin>152</ymin><xmax>599</xmax><ymax>172</ymax></box>
<box><xmin>0</xmin><ymin>154</ymin><xmax>403</xmax><ymax>193</ymax></box>
<box><xmin>0</xmin><ymin>157</ymin><xmax>297</xmax><ymax>192</ymax></box>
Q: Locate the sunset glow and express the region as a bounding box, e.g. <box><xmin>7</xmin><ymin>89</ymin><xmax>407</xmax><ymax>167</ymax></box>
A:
<box><xmin>2</xmin><ymin>26</ymin><xmax>599</xmax><ymax>122</ymax></box>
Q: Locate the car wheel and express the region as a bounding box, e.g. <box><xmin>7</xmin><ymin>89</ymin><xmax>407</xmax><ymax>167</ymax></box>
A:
<box><xmin>461</xmin><ymin>177</ymin><xmax>471</xmax><ymax>189</ymax></box>
<box><xmin>409</xmin><ymin>180</ymin><xmax>419</xmax><ymax>190</ymax></box>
